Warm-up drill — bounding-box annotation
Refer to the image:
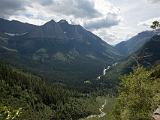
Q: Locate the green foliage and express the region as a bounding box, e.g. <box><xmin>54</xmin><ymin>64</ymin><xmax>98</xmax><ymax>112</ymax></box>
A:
<box><xmin>112</xmin><ymin>65</ymin><xmax>160</xmax><ymax>120</ymax></box>
<box><xmin>0</xmin><ymin>63</ymin><xmax>103</xmax><ymax>120</ymax></box>
<box><xmin>0</xmin><ymin>103</ymin><xmax>21</xmax><ymax>120</ymax></box>
<box><xmin>150</xmin><ymin>21</ymin><xmax>160</xmax><ymax>30</ymax></box>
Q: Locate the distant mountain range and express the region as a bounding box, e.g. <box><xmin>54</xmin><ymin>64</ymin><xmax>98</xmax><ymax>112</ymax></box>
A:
<box><xmin>114</xmin><ymin>29</ymin><xmax>160</xmax><ymax>66</ymax></box>
<box><xmin>102</xmin><ymin>31</ymin><xmax>160</xmax><ymax>90</ymax></box>
<box><xmin>0</xmin><ymin>18</ymin><xmax>121</xmax><ymax>87</ymax></box>
<box><xmin>136</xmin><ymin>34</ymin><xmax>160</xmax><ymax>65</ymax></box>
<box><xmin>1</xmin><ymin>17</ymin><xmax>160</xmax><ymax>89</ymax></box>
<box><xmin>115</xmin><ymin>30</ymin><xmax>158</xmax><ymax>56</ymax></box>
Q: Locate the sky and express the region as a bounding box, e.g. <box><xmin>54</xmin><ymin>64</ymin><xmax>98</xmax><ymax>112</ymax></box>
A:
<box><xmin>0</xmin><ymin>0</ymin><xmax>160</xmax><ymax>45</ymax></box>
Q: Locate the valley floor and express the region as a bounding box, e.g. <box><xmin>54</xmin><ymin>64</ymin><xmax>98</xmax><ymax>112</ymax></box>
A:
<box><xmin>80</xmin><ymin>96</ymin><xmax>115</xmax><ymax>120</ymax></box>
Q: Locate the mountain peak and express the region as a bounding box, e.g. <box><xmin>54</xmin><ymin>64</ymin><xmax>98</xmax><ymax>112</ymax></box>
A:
<box><xmin>50</xmin><ymin>19</ymin><xmax>56</xmax><ymax>22</ymax></box>
<box><xmin>58</xmin><ymin>19</ymin><xmax>69</xmax><ymax>24</ymax></box>
<box><xmin>44</xmin><ymin>19</ymin><xmax>56</xmax><ymax>26</ymax></box>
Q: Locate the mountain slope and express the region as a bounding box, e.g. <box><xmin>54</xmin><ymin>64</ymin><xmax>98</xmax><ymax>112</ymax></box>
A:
<box><xmin>136</xmin><ymin>34</ymin><xmax>160</xmax><ymax>65</ymax></box>
<box><xmin>0</xmin><ymin>18</ymin><xmax>37</xmax><ymax>34</ymax></box>
<box><xmin>0</xmin><ymin>62</ymin><xmax>103</xmax><ymax>120</ymax></box>
<box><xmin>0</xmin><ymin>18</ymin><xmax>121</xmax><ymax>87</ymax></box>
<box><xmin>102</xmin><ymin>34</ymin><xmax>160</xmax><ymax>90</ymax></box>
<box><xmin>115</xmin><ymin>30</ymin><xmax>156</xmax><ymax>56</ymax></box>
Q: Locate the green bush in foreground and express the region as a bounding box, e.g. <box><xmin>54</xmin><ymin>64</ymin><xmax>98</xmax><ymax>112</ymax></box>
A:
<box><xmin>0</xmin><ymin>104</ymin><xmax>21</xmax><ymax>120</ymax></box>
<box><xmin>112</xmin><ymin>65</ymin><xmax>160</xmax><ymax>120</ymax></box>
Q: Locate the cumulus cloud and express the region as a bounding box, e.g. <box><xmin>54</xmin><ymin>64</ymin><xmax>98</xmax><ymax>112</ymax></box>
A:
<box><xmin>84</xmin><ymin>13</ymin><xmax>122</xmax><ymax>30</ymax></box>
<box><xmin>0</xmin><ymin>0</ymin><xmax>29</xmax><ymax>18</ymax></box>
<box><xmin>39</xmin><ymin>0</ymin><xmax>101</xmax><ymax>18</ymax></box>
<box><xmin>94</xmin><ymin>29</ymin><xmax>118</xmax><ymax>43</ymax></box>
<box><xmin>38</xmin><ymin>0</ymin><xmax>54</xmax><ymax>6</ymax></box>
<box><xmin>148</xmin><ymin>0</ymin><xmax>160</xmax><ymax>3</ymax></box>
<box><xmin>0</xmin><ymin>0</ymin><xmax>124</xmax><ymax>44</ymax></box>
<box><xmin>0</xmin><ymin>0</ymin><xmax>121</xmax><ymax>28</ymax></box>
<box><xmin>0</xmin><ymin>0</ymin><xmax>101</xmax><ymax>19</ymax></box>
<box><xmin>30</xmin><ymin>0</ymin><xmax>122</xmax><ymax>29</ymax></box>
<box><xmin>138</xmin><ymin>17</ymin><xmax>160</xmax><ymax>27</ymax></box>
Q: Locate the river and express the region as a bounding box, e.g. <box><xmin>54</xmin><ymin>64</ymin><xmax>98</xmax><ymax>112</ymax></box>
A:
<box><xmin>80</xmin><ymin>99</ymin><xmax>107</xmax><ymax>120</ymax></box>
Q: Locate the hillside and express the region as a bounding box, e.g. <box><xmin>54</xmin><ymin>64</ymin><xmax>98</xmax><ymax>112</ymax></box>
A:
<box><xmin>136</xmin><ymin>35</ymin><xmax>160</xmax><ymax>65</ymax></box>
<box><xmin>0</xmin><ymin>18</ymin><xmax>121</xmax><ymax>87</ymax></box>
<box><xmin>0</xmin><ymin>62</ymin><xmax>104</xmax><ymax>120</ymax></box>
<box><xmin>101</xmin><ymin>34</ymin><xmax>160</xmax><ymax>91</ymax></box>
<box><xmin>0</xmin><ymin>18</ymin><xmax>37</xmax><ymax>34</ymax></box>
<box><xmin>115</xmin><ymin>30</ymin><xmax>156</xmax><ymax>56</ymax></box>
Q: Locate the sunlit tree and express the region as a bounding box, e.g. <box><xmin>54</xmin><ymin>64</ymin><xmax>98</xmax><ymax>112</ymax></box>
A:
<box><xmin>112</xmin><ymin>65</ymin><xmax>160</xmax><ymax>120</ymax></box>
<box><xmin>150</xmin><ymin>21</ymin><xmax>160</xmax><ymax>30</ymax></box>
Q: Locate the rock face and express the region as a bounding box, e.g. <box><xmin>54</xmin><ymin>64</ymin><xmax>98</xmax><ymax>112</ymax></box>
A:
<box><xmin>136</xmin><ymin>35</ymin><xmax>160</xmax><ymax>66</ymax></box>
<box><xmin>0</xmin><ymin>18</ymin><xmax>37</xmax><ymax>34</ymax></box>
<box><xmin>0</xmin><ymin>18</ymin><xmax>121</xmax><ymax>86</ymax></box>
<box><xmin>115</xmin><ymin>30</ymin><xmax>156</xmax><ymax>56</ymax></box>
<box><xmin>153</xmin><ymin>106</ymin><xmax>160</xmax><ymax>120</ymax></box>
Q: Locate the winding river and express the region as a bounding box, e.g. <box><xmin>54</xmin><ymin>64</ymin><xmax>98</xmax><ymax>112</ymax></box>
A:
<box><xmin>80</xmin><ymin>99</ymin><xmax>107</xmax><ymax>120</ymax></box>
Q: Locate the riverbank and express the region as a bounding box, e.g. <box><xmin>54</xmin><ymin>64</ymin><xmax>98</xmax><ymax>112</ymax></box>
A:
<box><xmin>80</xmin><ymin>96</ymin><xmax>115</xmax><ymax>120</ymax></box>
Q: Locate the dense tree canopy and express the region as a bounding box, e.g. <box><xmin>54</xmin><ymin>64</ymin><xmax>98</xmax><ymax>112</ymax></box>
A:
<box><xmin>0</xmin><ymin>63</ymin><xmax>102</xmax><ymax>120</ymax></box>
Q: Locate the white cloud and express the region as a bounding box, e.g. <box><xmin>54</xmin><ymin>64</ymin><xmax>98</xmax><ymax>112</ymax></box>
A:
<box><xmin>0</xmin><ymin>0</ymin><xmax>29</xmax><ymax>18</ymax></box>
<box><xmin>138</xmin><ymin>17</ymin><xmax>160</xmax><ymax>27</ymax></box>
<box><xmin>92</xmin><ymin>25</ymin><xmax>135</xmax><ymax>45</ymax></box>
<box><xmin>42</xmin><ymin>0</ymin><xmax>101</xmax><ymax>18</ymax></box>
<box><xmin>84</xmin><ymin>13</ymin><xmax>122</xmax><ymax>30</ymax></box>
<box><xmin>148</xmin><ymin>0</ymin><xmax>160</xmax><ymax>3</ymax></box>
<box><xmin>0</xmin><ymin>0</ymin><xmax>160</xmax><ymax>45</ymax></box>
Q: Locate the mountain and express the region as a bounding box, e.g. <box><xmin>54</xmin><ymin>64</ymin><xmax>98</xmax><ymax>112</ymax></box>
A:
<box><xmin>136</xmin><ymin>34</ymin><xmax>160</xmax><ymax>66</ymax></box>
<box><xmin>16</xmin><ymin>19</ymin><xmax>119</xmax><ymax>60</ymax></box>
<box><xmin>0</xmin><ymin>18</ymin><xmax>37</xmax><ymax>34</ymax></box>
<box><xmin>0</xmin><ymin>18</ymin><xmax>121</xmax><ymax>88</ymax></box>
<box><xmin>115</xmin><ymin>30</ymin><xmax>157</xmax><ymax>56</ymax></box>
<box><xmin>101</xmin><ymin>34</ymin><xmax>160</xmax><ymax>90</ymax></box>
